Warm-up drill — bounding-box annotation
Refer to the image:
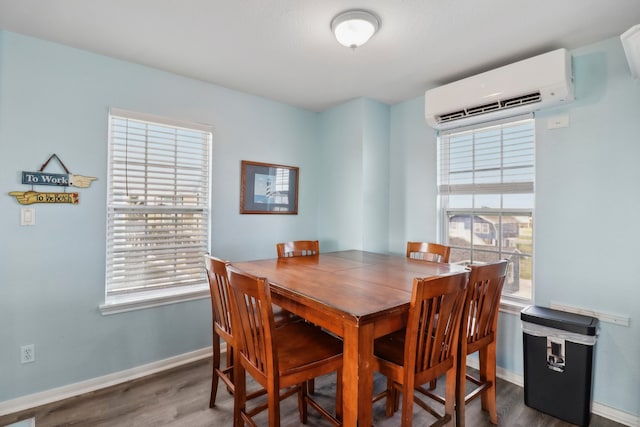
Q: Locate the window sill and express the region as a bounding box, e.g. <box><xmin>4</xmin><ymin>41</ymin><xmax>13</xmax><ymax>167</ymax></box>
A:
<box><xmin>500</xmin><ymin>299</ymin><xmax>530</xmax><ymax>316</ymax></box>
<box><xmin>99</xmin><ymin>283</ymin><xmax>209</xmax><ymax>315</ymax></box>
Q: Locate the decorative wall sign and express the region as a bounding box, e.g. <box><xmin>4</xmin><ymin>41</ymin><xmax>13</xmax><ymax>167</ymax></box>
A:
<box><xmin>9</xmin><ymin>191</ymin><xmax>79</xmax><ymax>205</ymax></box>
<box><xmin>21</xmin><ymin>171</ymin><xmax>96</xmax><ymax>188</ymax></box>
<box><xmin>8</xmin><ymin>154</ymin><xmax>96</xmax><ymax>205</ymax></box>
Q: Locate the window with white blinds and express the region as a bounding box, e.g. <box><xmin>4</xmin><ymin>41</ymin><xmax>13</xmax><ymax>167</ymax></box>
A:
<box><xmin>105</xmin><ymin>108</ymin><xmax>211</xmax><ymax>303</ymax></box>
<box><xmin>437</xmin><ymin>115</ymin><xmax>534</xmax><ymax>303</ymax></box>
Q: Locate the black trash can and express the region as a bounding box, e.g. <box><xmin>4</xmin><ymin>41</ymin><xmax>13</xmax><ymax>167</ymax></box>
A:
<box><xmin>521</xmin><ymin>306</ymin><xmax>598</xmax><ymax>427</ymax></box>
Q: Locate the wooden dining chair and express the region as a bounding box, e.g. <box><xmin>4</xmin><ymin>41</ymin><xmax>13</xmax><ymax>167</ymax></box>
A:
<box><xmin>204</xmin><ymin>255</ymin><xmax>236</xmax><ymax>408</ymax></box>
<box><xmin>275</xmin><ymin>239</ymin><xmax>319</xmax><ymax>392</ymax></box>
<box><xmin>276</xmin><ymin>240</ymin><xmax>320</xmax><ymax>258</ymax></box>
<box><xmin>274</xmin><ymin>240</ymin><xmax>317</xmax><ymax>323</ymax></box>
<box><xmin>205</xmin><ymin>255</ymin><xmax>268</xmax><ymax>408</ymax></box>
<box><xmin>406</xmin><ymin>241</ymin><xmax>451</xmax><ymax>263</ymax></box>
<box><xmin>454</xmin><ymin>260</ymin><xmax>508</xmax><ymax>427</ymax></box>
<box><xmin>226</xmin><ymin>264</ymin><xmax>343</xmax><ymax>427</ymax></box>
<box><xmin>406</xmin><ymin>242</ymin><xmax>452</xmax><ymax>390</ymax></box>
<box><xmin>372</xmin><ymin>271</ymin><xmax>469</xmax><ymax>427</ymax></box>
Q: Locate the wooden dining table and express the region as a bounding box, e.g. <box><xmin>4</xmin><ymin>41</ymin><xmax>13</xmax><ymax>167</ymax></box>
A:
<box><xmin>232</xmin><ymin>250</ymin><xmax>467</xmax><ymax>427</ymax></box>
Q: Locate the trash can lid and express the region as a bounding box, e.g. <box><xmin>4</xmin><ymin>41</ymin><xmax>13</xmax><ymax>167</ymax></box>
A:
<box><xmin>521</xmin><ymin>305</ymin><xmax>598</xmax><ymax>336</ymax></box>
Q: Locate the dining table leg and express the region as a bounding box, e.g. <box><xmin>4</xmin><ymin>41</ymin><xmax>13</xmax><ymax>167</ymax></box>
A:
<box><xmin>342</xmin><ymin>322</ymin><xmax>375</xmax><ymax>427</ymax></box>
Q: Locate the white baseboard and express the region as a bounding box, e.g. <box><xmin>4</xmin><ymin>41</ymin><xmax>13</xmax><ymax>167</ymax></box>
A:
<box><xmin>0</xmin><ymin>347</ymin><xmax>213</xmax><ymax>417</ymax></box>
<box><xmin>1</xmin><ymin>346</ymin><xmax>637</xmax><ymax>427</ymax></box>
<box><xmin>591</xmin><ymin>402</ymin><xmax>640</xmax><ymax>427</ymax></box>
<box><xmin>466</xmin><ymin>359</ymin><xmax>639</xmax><ymax>426</ymax></box>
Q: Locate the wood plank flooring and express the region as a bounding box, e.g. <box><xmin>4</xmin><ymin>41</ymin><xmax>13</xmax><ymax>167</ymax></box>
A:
<box><xmin>0</xmin><ymin>357</ymin><xmax>626</xmax><ymax>427</ymax></box>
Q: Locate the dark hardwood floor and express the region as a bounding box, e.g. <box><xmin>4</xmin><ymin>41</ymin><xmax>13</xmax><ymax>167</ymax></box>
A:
<box><xmin>0</xmin><ymin>357</ymin><xmax>625</xmax><ymax>427</ymax></box>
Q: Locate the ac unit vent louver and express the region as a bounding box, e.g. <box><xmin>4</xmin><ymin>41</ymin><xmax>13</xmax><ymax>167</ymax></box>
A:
<box><xmin>436</xmin><ymin>92</ymin><xmax>541</xmax><ymax>124</ymax></box>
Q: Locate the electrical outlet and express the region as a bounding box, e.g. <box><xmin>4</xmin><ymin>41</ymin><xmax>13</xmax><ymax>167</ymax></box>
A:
<box><xmin>20</xmin><ymin>344</ymin><xmax>35</xmax><ymax>364</ymax></box>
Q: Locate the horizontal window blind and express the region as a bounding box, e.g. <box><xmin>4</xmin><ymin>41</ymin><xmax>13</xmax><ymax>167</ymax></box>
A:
<box><xmin>106</xmin><ymin>109</ymin><xmax>211</xmax><ymax>297</ymax></box>
<box><xmin>438</xmin><ymin>116</ymin><xmax>535</xmax><ymax>196</ymax></box>
<box><xmin>438</xmin><ymin>116</ymin><xmax>535</xmax><ymax>303</ymax></box>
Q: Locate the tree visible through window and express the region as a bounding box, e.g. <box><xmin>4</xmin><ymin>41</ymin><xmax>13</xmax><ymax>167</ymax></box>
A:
<box><xmin>105</xmin><ymin>108</ymin><xmax>211</xmax><ymax>304</ymax></box>
<box><xmin>437</xmin><ymin>116</ymin><xmax>534</xmax><ymax>303</ymax></box>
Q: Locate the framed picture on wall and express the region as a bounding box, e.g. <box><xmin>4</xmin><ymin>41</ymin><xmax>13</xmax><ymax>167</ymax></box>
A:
<box><xmin>240</xmin><ymin>160</ymin><xmax>299</xmax><ymax>214</ymax></box>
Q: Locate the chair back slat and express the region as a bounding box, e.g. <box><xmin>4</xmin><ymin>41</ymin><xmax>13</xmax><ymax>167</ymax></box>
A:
<box><xmin>406</xmin><ymin>241</ymin><xmax>451</xmax><ymax>263</ymax></box>
<box><xmin>463</xmin><ymin>260</ymin><xmax>508</xmax><ymax>349</ymax></box>
<box><xmin>277</xmin><ymin>240</ymin><xmax>319</xmax><ymax>258</ymax></box>
<box><xmin>415</xmin><ymin>296</ymin><xmax>437</xmax><ymax>370</ymax></box>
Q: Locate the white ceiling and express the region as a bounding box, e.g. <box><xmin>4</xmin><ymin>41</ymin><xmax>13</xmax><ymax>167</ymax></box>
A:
<box><xmin>0</xmin><ymin>0</ymin><xmax>639</xmax><ymax>112</ymax></box>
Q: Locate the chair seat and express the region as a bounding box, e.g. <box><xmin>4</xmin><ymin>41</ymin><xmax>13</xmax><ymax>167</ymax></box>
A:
<box><xmin>374</xmin><ymin>318</ymin><xmax>442</xmax><ymax>366</ymax></box>
<box><xmin>374</xmin><ymin>328</ymin><xmax>453</xmax><ymax>387</ymax></box>
<box><xmin>373</xmin><ymin>329</ymin><xmax>406</xmax><ymax>366</ymax></box>
<box><xmin>273</xmin><ymin>304</ymin><xmax>301</xmax><ymax>328</ymax></box>
<box><xmin>276</xmin><ymin>321</ymin><xmax>343</xmax><ymax>376</ymax></box>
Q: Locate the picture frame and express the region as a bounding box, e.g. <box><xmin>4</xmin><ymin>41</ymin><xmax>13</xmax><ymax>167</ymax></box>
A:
<box><xmin>240</xmin><ymin>160</ymin><xmax>299</xmax><ymax>214</ymax></box>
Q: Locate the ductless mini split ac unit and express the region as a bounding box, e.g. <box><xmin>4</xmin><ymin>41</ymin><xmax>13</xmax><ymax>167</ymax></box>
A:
<box><xmin>621</xmin><ymin>24</ymin><xmax>640</xmax><ymax>79</ymax></box>
<box><xmin>425</xmin><ymin>48</ymin><xmax>574</xmax><ymax>130</ymax></box>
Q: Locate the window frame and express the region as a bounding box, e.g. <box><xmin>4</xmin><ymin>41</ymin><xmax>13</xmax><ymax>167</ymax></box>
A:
<box><xmin>437</xmin><ymin>115</ymin><xmax>535</xmax><ymax>310</ymax></box>
<box><xmin>100</xmin><ymin>108</ymin><xmax>212</xmax><ymax>315</ymax></box>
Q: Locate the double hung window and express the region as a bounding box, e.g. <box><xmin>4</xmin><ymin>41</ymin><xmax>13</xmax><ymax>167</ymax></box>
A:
<box><xmin>103</xmin><ymin>108</ymin><xmax>212</xmax><ymax>312</ymax></box>
<box><xmin>437</xmin><ymin>115</ymin><xmax>534</xmax><ymax>303</ymax></box>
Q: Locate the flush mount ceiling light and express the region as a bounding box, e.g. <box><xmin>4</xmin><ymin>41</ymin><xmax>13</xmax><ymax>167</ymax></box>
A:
<box><xmin>331</xmin><ymin>10</ymin><xmax>379</xmax><ymax>49</ymax></box>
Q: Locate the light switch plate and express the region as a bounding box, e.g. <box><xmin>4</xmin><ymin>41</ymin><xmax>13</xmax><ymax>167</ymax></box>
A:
<box><xmin>20</xmin><ymin>207</ymin><xmax>35</xmax><ymax>226</ymax></box>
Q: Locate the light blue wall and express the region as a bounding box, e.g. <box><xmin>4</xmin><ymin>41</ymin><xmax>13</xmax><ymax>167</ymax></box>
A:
<box><xmin>388</xmin><ymin>37</ymin><xmax>640</xmax><ymax>417</ymax></box>
<box><xmin>388</xmin><ymin>97</ymin><xmax>440</xmax><ymax>254</ymax></box>
<box><xmin>317</xmin><ymin>98</ymin><xmax>390</xmax><ymax>253</ymax></box>
<box><xmin>0</xmin><ymin>31</ymin><xmax>318</xmax><ymax>401</ymax></box>
<box><xmin>362</xmin><ymin>100</ymin><xmax>390</xmax><ymax>253</ymax></box>
<box><xmin>1</xmin><ymin>28</ymin><xmax>638</xmax><ymax>419</ymax></box>
<box><xmin>534</xmin><ymin>38</ymin><xmax>640</xmax><ymax>415</ymax></box>
<box><xmin>317</xmin><ymin>100</ymin><xmax>365</xmax><ymax>251</ymax></box>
